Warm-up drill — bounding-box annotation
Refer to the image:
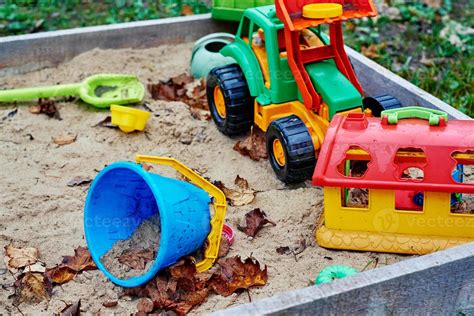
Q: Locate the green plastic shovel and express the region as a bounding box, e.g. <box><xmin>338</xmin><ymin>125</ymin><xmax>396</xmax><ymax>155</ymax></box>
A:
<box><xmin>0</xmin><ymin>74</ymin><xmax>145</xmax><ymax>109</ymax></box>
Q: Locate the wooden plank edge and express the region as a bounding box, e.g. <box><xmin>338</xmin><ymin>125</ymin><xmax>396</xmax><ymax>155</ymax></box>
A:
<box><xmin>212</xmin><ymin>242</ymin><xmax>474</xmax><ymax>315</ymax></box>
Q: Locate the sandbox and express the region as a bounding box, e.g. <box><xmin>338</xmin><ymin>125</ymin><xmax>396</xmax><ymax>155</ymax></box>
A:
<box><xmin>0</xmin><ymin>14</ymin><xmax>472</xmax><ymax>315</ymax></box>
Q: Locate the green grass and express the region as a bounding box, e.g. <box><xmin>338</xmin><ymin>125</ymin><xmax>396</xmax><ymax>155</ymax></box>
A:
<box><xmin>0</xmin><ymin>0</ymin><xmax>210</xmax><ymax>34</ymax></box>
<box><xmin>344</xmin><ymin>1</ymin><xmax>473</xmax><ymax>116</ymax></box>
<box><xmin>1</xmin><ymin>1</ymin><xmax>472</xmax><ymax>116</ymax></box>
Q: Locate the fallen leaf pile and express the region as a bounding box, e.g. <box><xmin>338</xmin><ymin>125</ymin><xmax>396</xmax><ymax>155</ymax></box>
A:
<box><xmin>214</xmin><ymin>175</ymin><xmax>256</xmax><ymax>207</ymax></box>
<box><xmin>118</xmin><ymin>248</ymin><xmax>155</xmax><ymax>270</ymax></box>
<box><xmin>147</xmin><ymin>73</ymin><xmax>210</xmax><ymax>120</ymax></box>
<box><xmin>7</xmin><ymin>246</ymin><xmax>95</xmax><ymax>306</ymax></box>
<box><xmin>29</xmin><ymin>98</ymin><xmax>61</xmax><ymax>120</ymax></box>
<box><xmin>127</xmin><ymin>256</ymin><xmax>267</xmax><ymax>315</ymax></box>
<box><xmin>238</xmin><ymin>208</ymin><xmax>276</xmax><ymax>238</ymax></box>
<box><xmin>4</xmin><ymin>245</ymin><xmax>49</xmax><ymax>305</ymax></box>
<box><xmin>46</xmin><ymin>246</ymin><xmax>97</xmax><ymax>285</ymax></box>
<box><xmin>233</xmin><ymin>127</ymin><xmax>268</xmax><ymax>162</ymax></box>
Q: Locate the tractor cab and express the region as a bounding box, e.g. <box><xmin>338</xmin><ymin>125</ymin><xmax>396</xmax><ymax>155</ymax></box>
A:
<box><xmin>206</xmin><ymin>0</ymin><xmax>402</xmax><ymax>184</ymax></box>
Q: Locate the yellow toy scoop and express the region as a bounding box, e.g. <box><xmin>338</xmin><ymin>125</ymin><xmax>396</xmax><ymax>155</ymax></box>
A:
<box><xmin>0</xmin><ymin>74</ymin><xmax>145</xmax><ymax>109</ymax></box>
<box><xmin>111</xmin><ymin>105</ymin><xmax>151</xmax><ymax>133</ymax></box>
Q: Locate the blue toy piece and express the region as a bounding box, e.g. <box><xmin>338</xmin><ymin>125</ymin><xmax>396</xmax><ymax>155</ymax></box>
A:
<box><xmin>84</xmin><ymin>162</ymin><xmax>211</xmax><ymax>288</ymax></box>
<box><xmin>413</xmin><ymin>165</ymin><xmax>464</xmax><ymax>207</ymax></box>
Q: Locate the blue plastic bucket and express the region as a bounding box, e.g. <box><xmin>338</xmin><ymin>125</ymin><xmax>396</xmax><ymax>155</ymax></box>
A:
<box><xmin>84</xmin><ymin>162</ymin><xmax>211</xmax><ymax>287</ymax></box>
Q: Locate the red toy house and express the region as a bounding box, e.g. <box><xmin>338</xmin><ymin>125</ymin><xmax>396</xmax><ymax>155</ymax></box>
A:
<box><xmin>313</xmin><ymin>107</ymin><xmax>474</xmax><ymax>255</ymax></box>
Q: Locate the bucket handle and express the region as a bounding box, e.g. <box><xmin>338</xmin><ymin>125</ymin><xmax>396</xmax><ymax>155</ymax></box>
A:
<box><xmin>135</xmin><ymin>155</ymin><xmax>227</xmax><ymax>273</ymax></box>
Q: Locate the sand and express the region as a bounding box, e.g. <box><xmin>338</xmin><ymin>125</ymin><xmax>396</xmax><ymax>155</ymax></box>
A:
<box><xmin>101</xmin><ymin>214</ymin><xmax>161</xmax><ymax>279</ymax></box>
<box><xmin>0</xmin><ymin>43</ymin><xmax>410</xmax><ymax>315</ymax></box>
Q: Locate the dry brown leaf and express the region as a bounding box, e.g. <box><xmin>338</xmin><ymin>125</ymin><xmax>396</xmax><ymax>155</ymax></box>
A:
<box><xmin>147</xmin><ymin>75</ymin><xmax>208</xmax><ymax>114</ymax></box>
<box><xmin>46</xmin><ymin>246</ymin><xmax>97</xmax><ymax>285</ymax></box>
<box><xmin>423</xmin><ymin>0</ymin><xmax>442</xmax><ymax>8</ymax></box>
<box><xmin>233</xmin><ymin>127</ymin><xmax>268</xmax><ymax>161</ymax></box>
<box><xmin>276</xmin><ymin>246</ymin><xmax>291</xmax><ymax>255</ymax></box>
<box><xmin>61</xmin><ymin>246</ymin><xmax>97</xmax><ymax>272</ymax></box>
<box><xmin>361</xmin><ymin>44</ymin><xmax>380</xmax><ymax>59</ymax></box>
<box><xmin>60</xmin><ymin>300</ymin><xmax>81</xmax><ymax>316</ymax></box>
<box><xmin>210</xmin><ymin>256</ymin><xmax>268</xmax><ymax>297</ymax></box>
<box><xmin>234</xmin><ymin>175</ymin><xmax>250</xmax><ymax>190</ymax></box>
<box><xmin>67</xmin><ymin>176</ymin><xmax>92</xmax><ymax>187</ymax></box>
<box><xmin>5</xmin><ymin>245</ymin><xmax>39</xmax><ymax>270</ymax></box>
<box><xmin>218</xmin><ymin>237</ymin><xmax>231</xmax><ymax>258</ymax></box>
<box><xmin>238</xmin><ymin>208</ymin><xmax>276</xmax><ymax>237</ymax></box>
<box><xmin>125</xmin><ymin>258</ymin><xmax>210</xmax><ymax>315</ymax></box>
<box><xmin>214</xmin><ymin>181</ymin><xmax>255</xmax><ymax>207</ymax></box>
<box><xmin>148</xmin><ymin>74</ymin><xmax>192</xmax><ymax>101</ymax></box>
<box><xmin>25</xmin><ymin>262</ymin><xmax>46</xmax><ymax>273</ymax></box>
<box><xmin>102</xmin><ymin>300</ymin><xmax>118</xmax><ymax>308</ymax></box>
<box><xmin>52</xmin><ymin>133</ymin><xmax>77</xmax><ymax>146</ymax></box>
<box><xmin>45</xmin><ymin>266</ymin><xmax>76</xmax><ymax>285</ymax></box>
<box><xmin>172</xmin><ymin>74</ymin><xmax>194</xmax><ymax>86</ymax></box>
<box><xmin>137</xmin><ymin>297</ymin><xmax>154</xmax><ymax>313</ymax></box>
<box><xmin>30</xmin><ymin>98</ymin><xmax>61</xmax><ymax>120</ymax></box>
<box><xmin>13</xmin><ymin>272</ymin><xmax>52</xmax><ymax>305</ymax></box>
<box><xmin>181</xmin><ymin>4</ymin><xmax>194</xmax><ymax>16</ymax></box>
<box><xmin>118</xmin><ymin>248</ymin><xmax>155</xmax><ymax>271</ymax></box>
<box><xmin>186</xmin><ymin>79</ymin><xmax>208</xmax><ymax>111</ymax></box>
<box><xmin>175</xmin><ymin>289</ymin><xmax>209</xmax><ymax>315</ymax></box>
<box><xmin>93</xmin><ymin>116</ymin><xmax>117</xmax><ymax>129</ymax></box>
<box><xmin>293</xmin><ymin>235</ymin><xmax>307</xmax><ymax>255</ymax></box>
<box><xmin>189</xmin><ymin>107</ymin><xmax>211</xmax><ymax>121</ymax></box>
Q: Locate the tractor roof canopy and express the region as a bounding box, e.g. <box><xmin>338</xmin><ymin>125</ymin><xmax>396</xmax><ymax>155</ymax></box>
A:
<box><xmin>276</xmin><ymin>0</ymin><xmax>377</xmax><ymax>31</ymax></box>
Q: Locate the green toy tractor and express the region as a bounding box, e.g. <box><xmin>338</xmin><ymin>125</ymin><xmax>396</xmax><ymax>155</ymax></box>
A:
<box><xmin>206</xmin><ymin>1</ymin><xmax>401</xmax><ymax>183</ymax></box>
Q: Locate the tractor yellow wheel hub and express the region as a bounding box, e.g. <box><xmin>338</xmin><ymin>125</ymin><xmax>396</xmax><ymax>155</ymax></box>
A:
<box><xmin>214</xmin><ymin>86</ymin><xmax>226</xmax><ymax>119</ymax></box>
<box><xmin>273</xmin><ymin>139</ymin><xmax>286</xmax><ymax>167</ymax></box>
<box><xmin>302</xmin><ymin>3</ymin><xmax>343</xmax><ymax>19</ymax></box>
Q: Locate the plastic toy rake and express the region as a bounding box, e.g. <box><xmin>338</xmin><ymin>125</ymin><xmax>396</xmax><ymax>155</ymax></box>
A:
<box><xmin>0</xmin><ymin>74</ymin><xmax>145</xmax><ymax>109</ymax></box>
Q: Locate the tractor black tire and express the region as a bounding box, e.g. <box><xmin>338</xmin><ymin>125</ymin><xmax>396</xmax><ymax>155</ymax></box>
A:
<box><xmin>266</xmin><ymin>115</ymin><xmax>316</xmax><ymax>184</ymax></box>
<box><xmin>363</xmin><ymin>94</ymin><xmax>402</xmax><ymax>117</ymax></box>
<box><xmin>207</xmin><ymin>64</ymin><xmax>254</xmax><ymax>136</ymax></box>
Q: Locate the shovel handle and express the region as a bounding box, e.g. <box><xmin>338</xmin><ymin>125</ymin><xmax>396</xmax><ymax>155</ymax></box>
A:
<box><xmin>0</xmin><ymin>83</ymin><xmax>81</xmax><ymax>102</ymax></box>
<box><xmin>135</xmin><ymin>155</ymin><xmax>227</xmax><ymax>273</ymax></box>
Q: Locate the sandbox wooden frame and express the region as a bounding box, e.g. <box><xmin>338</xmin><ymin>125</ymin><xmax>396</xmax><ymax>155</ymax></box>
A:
<box><xmin>1</xmin><ymin>14</ymin><xmax>472</xmax><ymax>315</ymax></box>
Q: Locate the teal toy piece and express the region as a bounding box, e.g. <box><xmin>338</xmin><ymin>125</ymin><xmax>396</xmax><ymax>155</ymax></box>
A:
<box><xmin>84</xmin><ymin>162</ymin><xmax>212</xmax><ymax>287</ymax></box>
<box><xmin>315</xmin><ymin>265</ymin><xmax>358</xmax><ymax>285</ymax></box>
<box><xmin>191</xmin><ymin>33</ymin><xmax>236</xmax><ymax>79</ymax></box>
